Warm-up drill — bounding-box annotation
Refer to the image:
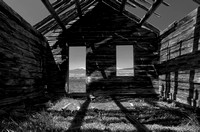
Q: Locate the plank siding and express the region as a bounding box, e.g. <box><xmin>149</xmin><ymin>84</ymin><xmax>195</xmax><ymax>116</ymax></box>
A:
<box><xmin>60</xmin><ymin>3</ymin><xmax>159</xmax><ymax>95</ymax></box>
<box><xmin>158</xmin><ymin>7</ymin><xmax>200</xmax><ymax>108</ymax></box>
<box><xmin>0</xmin><ymin>1</ymin><xmax>62</xmax><ymax>107</ymax></box>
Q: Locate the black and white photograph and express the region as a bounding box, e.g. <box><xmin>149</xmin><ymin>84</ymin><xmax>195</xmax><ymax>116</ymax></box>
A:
<box><xmin>0</xmin><ymin>0</ymin><xmax>200</xmax><ymax>131</ymax></box>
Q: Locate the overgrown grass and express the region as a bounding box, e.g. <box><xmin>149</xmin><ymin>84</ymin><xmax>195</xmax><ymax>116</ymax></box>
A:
<box><xmin>0</xmin><ymin>96</ymin><xmax>200</xmax><ymax>132</ymax></box>
<box><xmin>69</xmin><ymin>78</ymin><xmax>86</xmax><ymax>93</ymax></box>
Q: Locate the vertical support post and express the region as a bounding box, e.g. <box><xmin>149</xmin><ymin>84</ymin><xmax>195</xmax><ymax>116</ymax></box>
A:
<box><xmin>65</xmin><ymin>44</ymin><xmax>69</xmax><ymax>93</ymax></box>
<box><xmin>189</xmin><ymin>70</ymin><xmax>195</xmax><ymax>105</ymax></box>
<box><xmin>165</xmin><ymin>73</ymin><xmax>170</xmax><ymax>99</ymax></box>
<box><xmin>173</xmin><ymin>71</ymin><xmax>178</xmax><ymax>100</ymax></box>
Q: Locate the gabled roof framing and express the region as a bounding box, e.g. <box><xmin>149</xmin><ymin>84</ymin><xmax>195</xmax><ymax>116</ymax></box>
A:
<box><xmin>41</xmin><ymin>0</ymin><xmax>67</xmax><ymax>32</ymax></box>
<box><xmin>34</xmin><ymin>0</ymin><xmax>171</xmax><ymax>36</ymax></box>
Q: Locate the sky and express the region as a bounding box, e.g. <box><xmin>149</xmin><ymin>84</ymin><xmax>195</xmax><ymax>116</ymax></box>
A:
<box><xmin>4</xmin><ymin>0</ymin><xmax>199</xmax><ymax>30</ymax></box>
<box><xmin>69</xmin><ymin>47</ymin><xmax>86</xmax><ymax>70</ymax></box>
<box><xmin>117</xmin><ymin>46</ymin><xmax>134</xmax><ymax>69</ymax></box>
<box><xmin>3</xmin><ymin>0</ymin><xmax>199</xmax><ymax>69</ymax></box>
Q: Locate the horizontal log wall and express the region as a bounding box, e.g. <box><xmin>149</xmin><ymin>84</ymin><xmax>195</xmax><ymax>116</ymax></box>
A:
<box><xmin>0</xmin><ymin>1</ymin><xmax>61</xmax><ymax>107</ymax></box>
<box><xmin>159</xmin><ymin>7</ymin><xmax>200</xmax><ymax>108</ymax></box>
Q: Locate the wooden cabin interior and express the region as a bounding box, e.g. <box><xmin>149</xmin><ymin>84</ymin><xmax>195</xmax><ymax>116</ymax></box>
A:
<box><xmin>1</xmin><ymin>0</ymin><xmax>200</xmax><ymax>111</ymax></box>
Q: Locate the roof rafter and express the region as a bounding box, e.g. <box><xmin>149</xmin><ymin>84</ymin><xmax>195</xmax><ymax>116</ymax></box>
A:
<box><xmin>120</xmin><ymin>0</ymin><xmax>127</xmax><ymax>13</ymax></box>
<box><xmin>137</xmin><ymin>0</ymin><xmax>151</xmax><ymax>6</ymax></box>
<box><xmin>103</xmin><ymin>0</ymin><xmax>159</xmax><ymax>34</ymax></box>
<box><xmin>41</xmin><ymin>0</ymin><xmax>67</xmax><ymax>32</ymax></box>
<box><xmin>162</xmin><ymin>1</ymin><xmax>170</xmax><ymax>6</ymax></box>
<box><xmin>52</xmin><ymin>0</ymin><xmax>71</xmax><ymax>9</ymax></box>
<box><xmin>138</xmin><ymin>0</ymin><xmax>163</xmax><ymax>27</ymax></box>
<box><xmin>129</xmin><ymin>0</ymin><xmax>160</xmax><ymax>17</ymax></box>
<box><xmin>75</xmin><ymin>0</ymin><xmax>82</xmax><ymax>17</ymax></box>
<box><xmin>193</xmin><ymin>0</ymin><xmax>200</xmax><ymax>4</ymax></box>
<box><xmin>34</xmin><ymin>0</ymin><xmax>75</xmax><ymax>30</ymax></box>
<box><xmin>126</xmin><ymin>1</ymin><xmax>136</xmax><ymax>8</ymax></box>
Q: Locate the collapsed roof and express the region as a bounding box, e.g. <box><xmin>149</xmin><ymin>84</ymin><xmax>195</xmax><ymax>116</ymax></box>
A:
<box><xmin>33</xmin><ymin>0</ymin><xmax>199</xmax><ymax>47</ymax></box>
<box><xmin>34</xmin><ymin>0</ymin><xmax>170</xmax><ymax>34</ymax></box>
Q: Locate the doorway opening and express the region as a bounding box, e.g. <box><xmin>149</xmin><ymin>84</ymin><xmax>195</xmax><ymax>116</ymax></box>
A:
<box><xmin>69</xmin><ymin>47</ymin><xmax>86</xmax><ymax>93</ymax></box>
<box><xmin>116</xmin><ymin>45</ymin><xmax>134</xmax><ymax>76</ymax></box>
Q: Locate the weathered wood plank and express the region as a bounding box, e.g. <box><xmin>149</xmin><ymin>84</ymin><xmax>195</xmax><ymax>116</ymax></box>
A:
<box><xmin>0</xmin><ymin>1</ymin><xmax>63</xmax><ymax>108</ymax></box>
<box><xmin>0</xmin><ymin>0</ymin><xmax>44</xmax><ymax>39</ymax></box>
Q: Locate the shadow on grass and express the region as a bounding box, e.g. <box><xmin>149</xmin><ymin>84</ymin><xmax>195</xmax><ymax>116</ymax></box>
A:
<box><xmin>90</xmin><ymin>94</ymin><xmax>158</xmax><ymax>103</ymax></box>
<box><xmin>67</xmin><ymin>98</ymin><xmax>91</xmax><ymax>131</ymax></box>
<box><xmin>143</xmin><ymin>98</ymin><xmax>195</xmax><ymax>125</ymax></box>
<box><xmin>112</xmin><ymin>96</ymin><xmax>151</xmax><ymax>132</ymax></box>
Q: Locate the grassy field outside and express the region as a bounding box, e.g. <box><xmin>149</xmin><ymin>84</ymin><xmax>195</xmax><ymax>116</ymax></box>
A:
<box><xmin>69</xmin><ymin>77</ymin><xmax>86</xmax><ymax>93</ymax></box>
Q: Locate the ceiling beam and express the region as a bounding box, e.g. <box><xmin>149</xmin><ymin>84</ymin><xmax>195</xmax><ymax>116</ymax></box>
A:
<box><xmin>129</xmin><ymin>0</ymin><xmax>160</xmax><ymax>17</ymax></box>
<box><xmin>138</xmin><ymin>0</ymin><xmax>163</xmax><ymax>27</ymax></box>
<box><xmin>41</xmin><ymin>0</ymin><xmax>67</xmax><ymax>32</ymax></box>
<box><xmin>75</xmin><ymin>0</ymin><xmax>82</xmax><ymax>18</ymax></box>
<box><xmin>120</xmin><ymin>0</ymin><xmax>127</xmax><ymax>13</ymax></box>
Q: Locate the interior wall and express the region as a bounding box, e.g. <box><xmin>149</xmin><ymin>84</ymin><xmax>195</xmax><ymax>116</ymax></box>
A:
<box><xmin>65</xmin><ymin>3</ymin><xmax>159</xmax><ymax>95</ymax></box>
<box><xmin>0</xmin><ymin>1</ymin><xmax>61</xmax><ymax>107</ymax></box>
<box><xmin>159</xmin><ymin>7</ymin><xmax>200</xmax><ymax>108</ymax></box>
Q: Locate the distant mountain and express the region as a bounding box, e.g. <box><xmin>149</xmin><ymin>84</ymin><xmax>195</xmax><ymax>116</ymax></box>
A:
<box><xmin>69</xmin><ymin>68</ymin><xmax>85</xmax><ymax>75</ymax></box>
<box><xmin>69</xmin><ymin>67</ymin><xmax>133</xmax><ymax>75</ymax></box>
<box><xmin>118</xmin><ymin>67</ymin><xmax>134</xmax><ymax>70</ymax></box>
<box><xmin>120</xmin><ymin>67</ymin><xmax>134</xmax><ymax>70</ymax></box>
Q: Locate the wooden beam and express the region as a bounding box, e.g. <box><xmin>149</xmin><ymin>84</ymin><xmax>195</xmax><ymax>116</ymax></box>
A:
<box><xmin>151</xmin><ymin>0</ymin><xmax>170</xmax><ymax>6</ymax></box>
<box><xmin>120</xmin><ymin>0</ymin><xmax>127</xmax><ymax>13</ymax></box>
<box><xmin>129</xmin><ymin>0</ymin><xmax>160</xmax><ymax>17</ymax></box>
<box><xmin>138</xmin><ymin>0</ymin><xmax>163</xmax><ymax>27</ymax></box>
<box><xmin>127</xmin><ymin>1</ymin><xmax>136</xmax><ymax>8</ymax></box>
<box><xmin>75</xmin><ymin>0</ymin><xmax>82</xmax><ymax>18</ymax></box>
<box><xmin>103</xmin><ymin>0</ymin><xmax>160</xmax><ymax>34</ymax></box>
<box><xmin>41</xmin><ymin>0</ymin><xmax>67</xmax><ymax>32</ymax></box>
<box><xmin>138</xmin><ymin>0</ymin><xmax>151</xmax><ymax>6</ymax></box>
<box><xmin>194</xmin><ymin>0</ymin><xmax>200</xmax><ymax>4</ymax></box>
<box><xmin>162</xmin><ymin>1</ymin><xmax>170</xmax><ymax>6</ymax></box>
<box><xmin>52</xmin><ymin>0</ymin><xmax>71</xmax><ymax>9</ymax></box>
<box><xmin>34</xmin><ymin>0</ymin><xmax>75</xmax><ymax>30</ymax></box>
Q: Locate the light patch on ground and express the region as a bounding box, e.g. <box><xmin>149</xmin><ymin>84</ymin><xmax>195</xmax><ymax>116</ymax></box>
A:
<box><xmin>1</xmin><ymin>97</ymin><xmax>200</xmax><ymax>131</ymax></box>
